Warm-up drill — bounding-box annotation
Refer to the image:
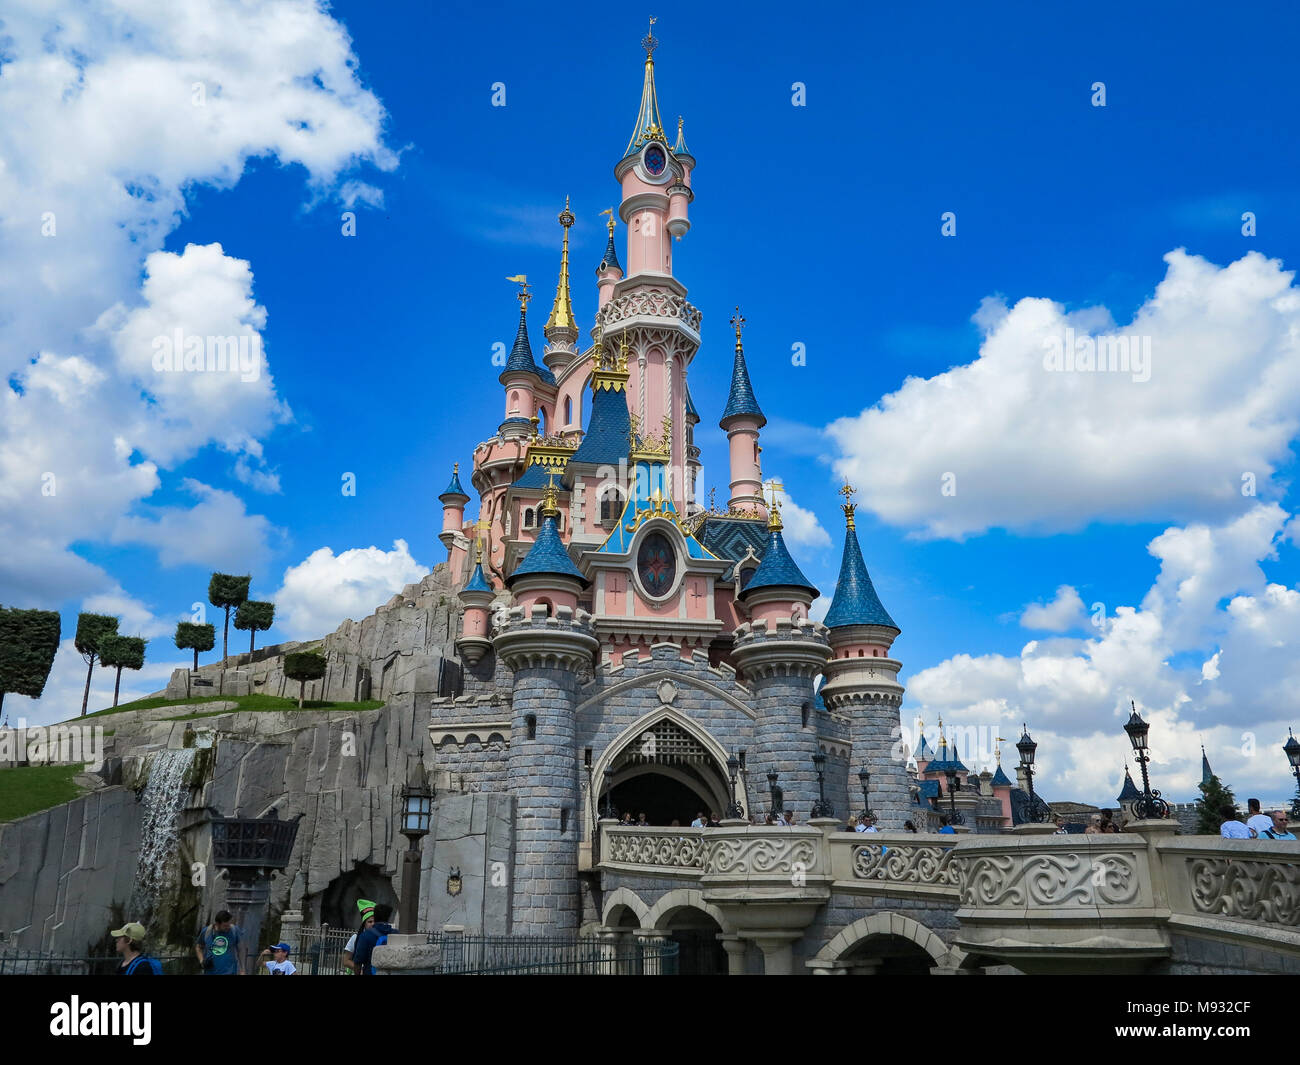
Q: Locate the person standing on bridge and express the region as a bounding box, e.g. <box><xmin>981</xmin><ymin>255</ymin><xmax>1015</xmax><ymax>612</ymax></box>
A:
<box><xmin>1259</xmin><ymin>810</ymin><xmax>1296</xmax><ymax>840</ymax></box>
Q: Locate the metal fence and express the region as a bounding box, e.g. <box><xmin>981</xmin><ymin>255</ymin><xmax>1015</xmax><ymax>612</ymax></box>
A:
<box><xmin>295</xmin><ymin>925</ymin><xmax>355</xmax><ymax>976</ymax></box>
<box><xmin>425</xmin><ymin>932</ymin><xmax>679</xmax><ymax>975</ymax></box>
<box><xmin>0</xmin><ymin>950</ymin><xmax>195</xmax><ymax>975</ymax></box>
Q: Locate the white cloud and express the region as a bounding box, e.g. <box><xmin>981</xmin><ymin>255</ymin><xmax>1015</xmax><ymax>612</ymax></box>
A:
<box><xmin>274</xmin><ymin>540</ymin><xmax>428</xmax><ymax>639</ymax></box>
<box><xmin>765</xmin><ymin>480</ymin><xmax>831</xmax><ymax>550</ymax></box>
<box><xmin>112</xmin><ymin>479</ymin><xmax>279</xmax><ymax>572</ymax></box>
<box><xmin>828</xmin><ymin>250</ymin><xmax>1300</xmax><ymax>539</ymax></box>
<box><xmin>1020</xmin><ymin>585</ymin><xmax>1086</xmax><ymax>632</ymax></box>
<box><xmin>0</xmin><ymin>0</ymin><xmax>393</xmax><ymax>611</ymax></box>
<box><xmin>904</xmin><ymin>504</ymin><xmax>1300</xmax><ymax>804</ymax></box>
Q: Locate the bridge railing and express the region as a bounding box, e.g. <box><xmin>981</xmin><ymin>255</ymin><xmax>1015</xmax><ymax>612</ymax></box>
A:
<box><xmin>598</xmin><ymin>826</ymin><xmax>705</xmax><ymax>877</ymax></box>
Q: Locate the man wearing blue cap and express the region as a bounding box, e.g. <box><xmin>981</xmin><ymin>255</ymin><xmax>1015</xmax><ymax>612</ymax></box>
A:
<box><xmin>259</xmin><ymin>942</ymin><xmax>297</xmax><ymax>975</ymax></box>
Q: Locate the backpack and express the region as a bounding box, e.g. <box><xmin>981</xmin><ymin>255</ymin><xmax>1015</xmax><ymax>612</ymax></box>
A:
<box><xmin>126</xmin><ymin>955</ymin><xmax>163</xmax><ymax>975</ymax></box>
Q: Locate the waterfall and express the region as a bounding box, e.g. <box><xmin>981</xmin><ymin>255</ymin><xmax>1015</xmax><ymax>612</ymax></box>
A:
<box><xmin>127</xmin><ymin>747</ymin><xmax>197</xmax><ymax>923</ymax></box>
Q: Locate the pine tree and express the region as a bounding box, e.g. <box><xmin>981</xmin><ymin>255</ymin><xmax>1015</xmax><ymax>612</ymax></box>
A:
<box><xmin>0</xmin><ymin>606</ymin><xmax>62</xmax><ymax>720</ymax></box>
<box><xmin>208</xmin><ymin>574</ymin><xmax>251</xmax><ymax>665</ymax></box>
<box><xmin>75</xmin><ymin>612</ymin><xmax>119</xmax><ymax>716</ymax></box>
<box><xmin>1196</xmin><ymin>773</ymin><xmax>1238</xmax><ymax>834</ymax></box>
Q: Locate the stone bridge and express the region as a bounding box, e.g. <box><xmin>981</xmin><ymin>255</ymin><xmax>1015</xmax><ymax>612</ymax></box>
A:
<box><xmin>594</xmin><ymin>820</ymin><xmax>1300</xmax><ymax>975</ymax></box>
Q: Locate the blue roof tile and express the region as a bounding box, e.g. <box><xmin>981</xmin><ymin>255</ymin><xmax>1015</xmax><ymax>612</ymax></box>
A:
<box><xmin>719</xmin><ymin>346</ymin><xmax>765</xmax><ymax>426</ymax></box>
<box><xmin>571</xmin><ymin>384</ymin><xmax>631</xmax><ymax>466</ymax></box>
<box><xmin>1117</xmin><ymin>767</ymin><xmax>1141</xmax><ymax>802</ymax></box>
<box><xmin>512</xmin><ymin>462</ymin><xmax>567</xmax><ymax>490</ymax></box>
<box><xmin>991</xmin><ymin>765</ymin><xmax>1014</xmax><ymax>788</ymax></box>
<box><xmin>499</xmin><ymin>308</ymin><xmax>555</xmax><ymax>386</ymax></box>
<box><xmin>439</xmin><ymin>467</ymin><xmax>468</xmax><ymax>500</ymax></box>
<box><xmin>507</xmin><ymin>514</ymin><xmax>587</xmax><ymax>587</ymax></box>
<box><xmin>463</xmin><ymin>561</ymin><xmax>492</xmax><ymax>594</ymax></box>
<box><xmin>824</xmin><ymin>524</ymin><xmax>897</xmax><ymax>630</ymax></box>
<box><xmin>741</xmin><ymin>525</ymin><xmax>819</xmax><ymax>600</ymax></box>
<box><xmin>598</xmin><ymin>230</ymin><xmax>622</xmax><ymax>275</ymax></box>
<box><xmin>917</xmin><ymin>780</ymin><xmax>941</xmax><ymax>800</ymax></box>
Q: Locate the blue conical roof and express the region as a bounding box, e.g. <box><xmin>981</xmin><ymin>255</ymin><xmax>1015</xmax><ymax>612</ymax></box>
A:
<box><xmin>824</xmin><ymin>523</ymin><xmax>897</xmax><ymax>630</ymax></box>
<box><xmin>599</xmin><ymin>230</ymin><xmax>621</xmax><ymax>275</ymax></box>
<box><xmin>499</xmin><ymin>308</ymin><xmax>555</xmax><ymax>386</ymax></box>
<box><xmin>1118</xmin><ymin>766</ymin><xmax>1141</xmax><ymax>802</ymax></box>
<box><xmin>915</xmin><ymin>732</ymin><xmax>935</xmax><ymax>761</ymax></box>
<box><xmin>719</xmin><ymin>346</ymin><xmax>765</xmax><ymax>427</ymax></box>
<box><xmin>439</xmin><ymin>466</ymin><xmax>468</xmax><ymax>501</ymax></box>
<box><xmin>507</xmin><ymin>514</ymin><xmax>587</xmax><ymax>587</ymax></box>
<box><xmin>991</xmin><ymin>764</ymin><xmax>1014</xmax><ymax>787</ymax></box>
<box><xmin>463</xmin><ymin>560</ymin><xmax>492</xmax><ymax>594</ymax></box>
<box><xmin>684</xmin><ymin>383</ymin><xmax>699</xmax><ymax>424</ymax></box>
<box><xmin>1201</xmin><ymin>746</ymin><xmax>1213</xmax><ymax>785</ymax></box>
<box><xmin>741</xmin><ymin>525</ymin><xmax>818</xmax><ymax>600</ymax></box>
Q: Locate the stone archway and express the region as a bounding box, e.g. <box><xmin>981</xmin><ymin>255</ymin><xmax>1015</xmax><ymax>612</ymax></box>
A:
<box><xmin>810</xmin><ymin>911</ymin><xmax>966</xmax><ymax>975</ymax></box>
<box><xmin>644</xmin><ymin>888</ymin><xmax>731</xmax><ymax>975</ymax></box>
<box><xmin>601</xmin><ymin>888</ymin><xmax>649</xmax><ymax>928</ymax></box>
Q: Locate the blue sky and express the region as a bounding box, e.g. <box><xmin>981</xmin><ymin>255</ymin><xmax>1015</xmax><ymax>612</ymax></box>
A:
<box><xmin>5</xmin><ymin>1</ymin><xmax>1300</xmax><ymax>807</ymax></box>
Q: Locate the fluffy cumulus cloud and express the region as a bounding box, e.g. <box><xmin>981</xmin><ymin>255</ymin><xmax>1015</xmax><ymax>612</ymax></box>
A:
<box><xmin>828</xmin><ymin>250</ymin><xmax>1300</xmax><ymax>539</ymax></box>
<box><xmin>765</xmin><ymin>479</ymin><xmax>832</xmax><ymax>551</ymax></box>
<box><xmin>274</xmin><ymin>540</ymin><xmax>428</xmax><ymax>639</ymax></box>
<box><xmin>904</xmin><ymin>504</ymin><xmax>1300</xmax><ymax>805</ymax></box>
<box><xmin>0</xmin><ymin>0</ymin><xmax>394</xmax><ymax>610</ymax></box>
<box><xmin>1020</xmin><ymin>585</ymin><xmax>1087</xmax><ymax>632</ymax></box>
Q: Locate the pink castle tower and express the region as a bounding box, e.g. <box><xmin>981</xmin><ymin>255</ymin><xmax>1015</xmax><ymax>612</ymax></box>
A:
<box><xmin>437</xmin><ymin>463</ymin><xmax>471</xmax><ymax>572</ymax></box>
<box><xmin>718</xmin><ymin>309</ymin><xmax>767</xmax><ymax>519</ymax></box>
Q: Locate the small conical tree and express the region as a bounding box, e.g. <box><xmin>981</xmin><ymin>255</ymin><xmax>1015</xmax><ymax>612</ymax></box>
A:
<box><xmin>233</xmin><ymin>600</ymin><xmax>275</xmax><ymax>656</ymax></box>
<box><xmin>283</xmin><ymin>650</ymin><xmax>327</xmax><ymax>709</ymax></box>
<box><xmin>175</xmin><ymin>622</ymin><xmax>216</xmax><ymax>671</ymax></box>
<box><xmin>1196</xmin><ymin>773</ymin><xmax>1238</xmax><ymax>834</ymax></box>
<box><xmin>98</xmin><ymin>635</ymin><xmax>146</xmax><ymax>708</ymax></box>
<box><xmin>75</xmin><ymin>612</ymin><xmax>119</xmax><ymax>716</ymax></box>
<box><xmin>0</xmin><ymin>606</ymin><xmax>62</xmax><ymax>720</ymax></box>
<box><xmin>208</xmin><ymin>573</ymin><xmax>251</xmax><ymax>665</ymax></box>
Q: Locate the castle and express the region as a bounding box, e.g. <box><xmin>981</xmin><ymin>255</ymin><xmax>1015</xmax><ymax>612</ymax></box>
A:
<box><xmin>427</xmin><ymin>26</ymin><xmax>920</xmax><ymax>936</ymax></box>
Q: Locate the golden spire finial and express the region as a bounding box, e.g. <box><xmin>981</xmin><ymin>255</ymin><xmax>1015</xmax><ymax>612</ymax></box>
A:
<box><xmin>541</xmin><ymin>471</ymin><xmax>560</xmax><ymax>517</ymax></box>
<box><xmin>529</xmin><ymin>413</ymin><xmax>540</xmax><ymax>441</ymax></box>
<box><xmin>475</xmin><ymin>516</ymin><xmax>490</xmax><ymax>563</ymax></box>
<box><xmin>545</xmin><ymin>199</ymin><xmax>576</xmax><ymax>335</ymax></box>
<box><xmin>995</xmin><ymin>738</ymin><xmax>1007</xmax><ymax>765</ymax></box>
<box><xmin>938</xmin><ymin>716</ymin><xmax>947</xmax><ymax>748</ymax></box>
<box><xmin>626</xmin><ymin>17</ymin><xmax>665</xmax><ymax>154</ymax></box>
<box><xmin>454</xmin><ymin>461</ymin><xmax>459</xmax><ymax>474</ymax></box>
<box><xmin>765</xmin><ymin>479</ymin><xmax>785</xmax><ymax>530</ymax></box>
<box><xmin>600</xmin><ymin>206</ymin><xmax>616</xmax><ymax>237</ymax></box>
<box><xmin>642</xmin><ymin>15</ymin><xmax>658</xmax><ymax>56</ymax></box>
<box><xmin>506</xmin><ymin>275</ymin><xmax>531</xmax><ymax>309</ymax></box>
<box><xmin>839</xmin><ymin>482</ymin><xmax>857</xmax><ymax>530</ymax></box>
<box><xmin>729</xmin><ymin>307</ymin><xmax>746</xmax><ymax>354</ymax></box>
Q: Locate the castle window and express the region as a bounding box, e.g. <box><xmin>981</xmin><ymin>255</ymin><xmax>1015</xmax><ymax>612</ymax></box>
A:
<box><xmin>523</xmin><ymin>507</ymin><xmax>534</xmax><ymax>528</ymax></box>
<box><xmin>560</xmin><ymin>808</ymin><xmax>570</xmax><ymax>834</ymax></box>
<box><xmin>564</xmin><ymin>396</ymin><xmax>573</xmax><ymax>424</ymax></box>
<box><xmin>801</xmin><ymin>703</ymin><xmax>810</xmax><ymax>728</ymax></box>
<box><xmin>601</xmin><ymin>489</ymin><xmax>623</xmax><ymax>523</ymax></box>
<box><xmin>526</xmin><ymin>714</ymin><xmax>537</xmax><ymax>740</ymax></box>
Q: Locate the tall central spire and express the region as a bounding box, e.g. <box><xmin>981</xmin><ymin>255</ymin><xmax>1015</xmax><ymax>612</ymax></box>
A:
<box><xmin>624</xmin><ymin>17</ymin><xmax>666</xmax><ymax>157</ymax></box>
<box><xmin>545</xmin><ymin>197</ymin><xmax>576</xmax><ymax>337</ymax></box>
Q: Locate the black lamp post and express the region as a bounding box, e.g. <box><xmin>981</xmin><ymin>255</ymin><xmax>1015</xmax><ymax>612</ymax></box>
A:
<box><xmin>1283</xmin><ymin>729</ymin><xmax>1300</xmax><ymax>820</ymax></box>
<box><xmin>767</xmin><ymin>771</ymin><xmax>783</xmax><ymax>819</ymax></box>
<box><xmin>1016</xmin><ymin>724</ymin><xmax>1043</xmax><ymax>823</ymax></box>
<box><xmin>941</xmin><ymin>765</ymin><xmax>964</xmax><ymax>826</ymax></box>
<box><xmin>398</xmin><ymin>778</ymin><xmax>432</xmax><ymax>933</ymax></box>
<box><xmin>601</xmin><ymin>767</ymin><xmax>617</xmax><ymax>821</ymax></box>
<box><xmin>725</xmin><ymin>753</ymin><xmax>745</xmax><ymax>820</ymax></box>
<box><xmin>1123</xmin><ymin>703</ymin><xmax>1169</xmax><ymax>820</ymax></box>
<box><xmin>209</xmin><ymin>808</ymin><xmax>303</xmax><ymax>973</ymax></box>
<box><xmin>858</xmin><ymin>767</ymin><xmax>872</xmax><ymax>820</ymax></box>
<box><xmin>811</xmin><ymin>752</ymin><xmax>835</xmax><ymax>819</ymax></box>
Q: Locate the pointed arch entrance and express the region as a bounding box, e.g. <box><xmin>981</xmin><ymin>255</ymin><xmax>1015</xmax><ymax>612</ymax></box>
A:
<box><xmin>592</xmin><ymin>709</ymin><xmax>732</xmax><ymax>827</ymax></box>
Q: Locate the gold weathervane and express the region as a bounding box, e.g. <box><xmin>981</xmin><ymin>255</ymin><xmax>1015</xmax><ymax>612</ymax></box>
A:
<box><xmin>600</xmin><ymin>206</ymin><xmax>616</xmax><ymax>237</ymax></box>
<box><xmin>729</xmin><ymin>306</ymin><xmax>746</xmax><ymax>353</ymax></box>
<box><xmin>506</xmin><ymin>274</ymin><xmax>531</xmax><ymax>309</ymax></box>
<box><xmin>764</xmin><ymin>479</ymin><xmax>784</xmax><ymax>530</ymax></box>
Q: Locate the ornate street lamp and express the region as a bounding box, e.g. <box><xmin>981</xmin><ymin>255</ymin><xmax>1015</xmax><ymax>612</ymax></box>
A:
<box><xmin>857</xmin><ymin>767</ymin><xmax>872</xmax><ymax>820</ymax></box>
<box><xmin>398</xmin><ymin>777</ymin><xmax>432</xmax><ymax>933</ymax></box>
<box><xmin>810</xmin><ymin>752</ymin><xmax>835</xmax><ymax>819</ymax></box>
<box><xmin>725</xmin><ymin>753</ymin><xmax>745</xmax><ymax>820</ymax></box>
<box><xmin>941</xmin><ymin>765</ymin><xmax>964</xmax><ymax>826</ymax></box>
<box><xmin>1283</xmin><ymin>729</ymin><xmax>1300</xmax><ymax>819</ymax></box>
<box><xmin>1016</xmin><ymin>724</ymin><xmax>1044</xmax><ymax>823</ymax></box>
<box><xmin>1123</xmin><ymin>702</ymin><xmax>1169</xmax><ymax>820</ymax></box>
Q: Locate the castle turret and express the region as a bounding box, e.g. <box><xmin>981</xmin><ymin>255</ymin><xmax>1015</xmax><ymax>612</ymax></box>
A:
<box><xmin>455</xmin><ymin>544</ymin><xmax>495</xmax><ymax>665</ymax></box>
<box><xmin>596</xmin><ymin>210</ymin><xmax>623</xmax><ymax>310</ymax></box>
<box><xmin>499</xmin><ymin>280</ymin><xmax>555</xmax><ymax>438</ymax></box>
<box><xmin>437</xmin><ymin>463</ymin><xmax>471</xmax><ymax>570</ymax></box>
<box><xmin>990</xmin><ymin>744</ymin><xmax>1015</xmax><ymax>825</ymax></box>
<box><xmin>718</xmin><ymin>309</ymin><xmax>767</xmax><ymax>518</ymax></box>
<box><xmin>494</xmin><ymin>498</ymin><xmax>597</xmax><ymax>929</ymax></box>
<box><xmin>732</xmin><ymin>498</ymin><xmax>829</xmax><ymax>818</ymax></box>
<box><xmin>817</xmin><ymin>486</ymin><xmax>909</xmax><ymax>828</ymax></box>
<box><xmin>667</xmin><ymin>117</ymin><xmax>694</xmax><ymax>241</ymax></box>
<box><xmin>542</xmin><ymin>199</ymin><xmax>579</xmax><ymax>378</ymax></box>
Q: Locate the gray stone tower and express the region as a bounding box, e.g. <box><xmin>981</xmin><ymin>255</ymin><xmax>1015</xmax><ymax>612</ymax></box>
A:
<box><xmin>733</xmin><ymin>511</ymin><xmax>831</xmax><ymax>819</ymax></box>
<box><xmin>817</xmin><ymin>491</ymin><xmax>910</xmax><ymax>828</ymax></box>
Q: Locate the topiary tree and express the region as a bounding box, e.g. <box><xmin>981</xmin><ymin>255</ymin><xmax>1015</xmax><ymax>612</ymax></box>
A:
<box><xmin>174</xmin><ymin>622</ymin><xmax>216</xmax><ymax>671</ymax></box>
<box><xmin>208</xmin><ymin>574</ymin><xmax>251</xmax><ymax>665</ymax></box>
<box><xmin>1196</xmin><ymin>773</ymin><xmax>1238</xmax><ymax>834</ymax></box>
<box><xmin>233</xmin><ymin>600</ymin><xmax>275</xmax><ymax>656</ymax></box>
<box><xmin>283</xmin><ymin>650</ymin><xmax>327</xmax><ymax>709</ymax></box>
<box><xmin>0</xmin><ymin>607</ymin><xmax>62</xmax><ymax>720</ymax></box>
<box><xmin>98</xmin><ymin>635</ymin><xmax>146</xmax><ymax>708</ymax></box>
<box><xmin>75</xmin><ymin>612</ymin><xmax>119</xmax><ymax>716</ymax></box>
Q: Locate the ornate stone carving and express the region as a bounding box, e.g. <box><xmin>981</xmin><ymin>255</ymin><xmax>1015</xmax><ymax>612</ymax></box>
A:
<box><xmin>596</xmin><ymin>291</ymin><xmax>702</xmax><ymax>333</ymax></box>
<box><xmin>961</xmin><ymin>852</ymin><xmax>1138</xmax><ymax>907</ymax></box>
<box><xmin>1189</xmin><ymin>857</ymin><xmax>1300</xmax><ymax>925</ymax></box>
<box><xmin>703</xmin><ymin>835</ymin><xmax>819</xmax><ymax>876</ymax></box>
<box><xmin>852</xmin><ymin>843</ymin><xmax>962</xmax><ymax>888</ymax></box>
<box><xmin>605</xmin><ymin>831</ymin><xmax>703</xmax><ymax>869</ymax></box>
